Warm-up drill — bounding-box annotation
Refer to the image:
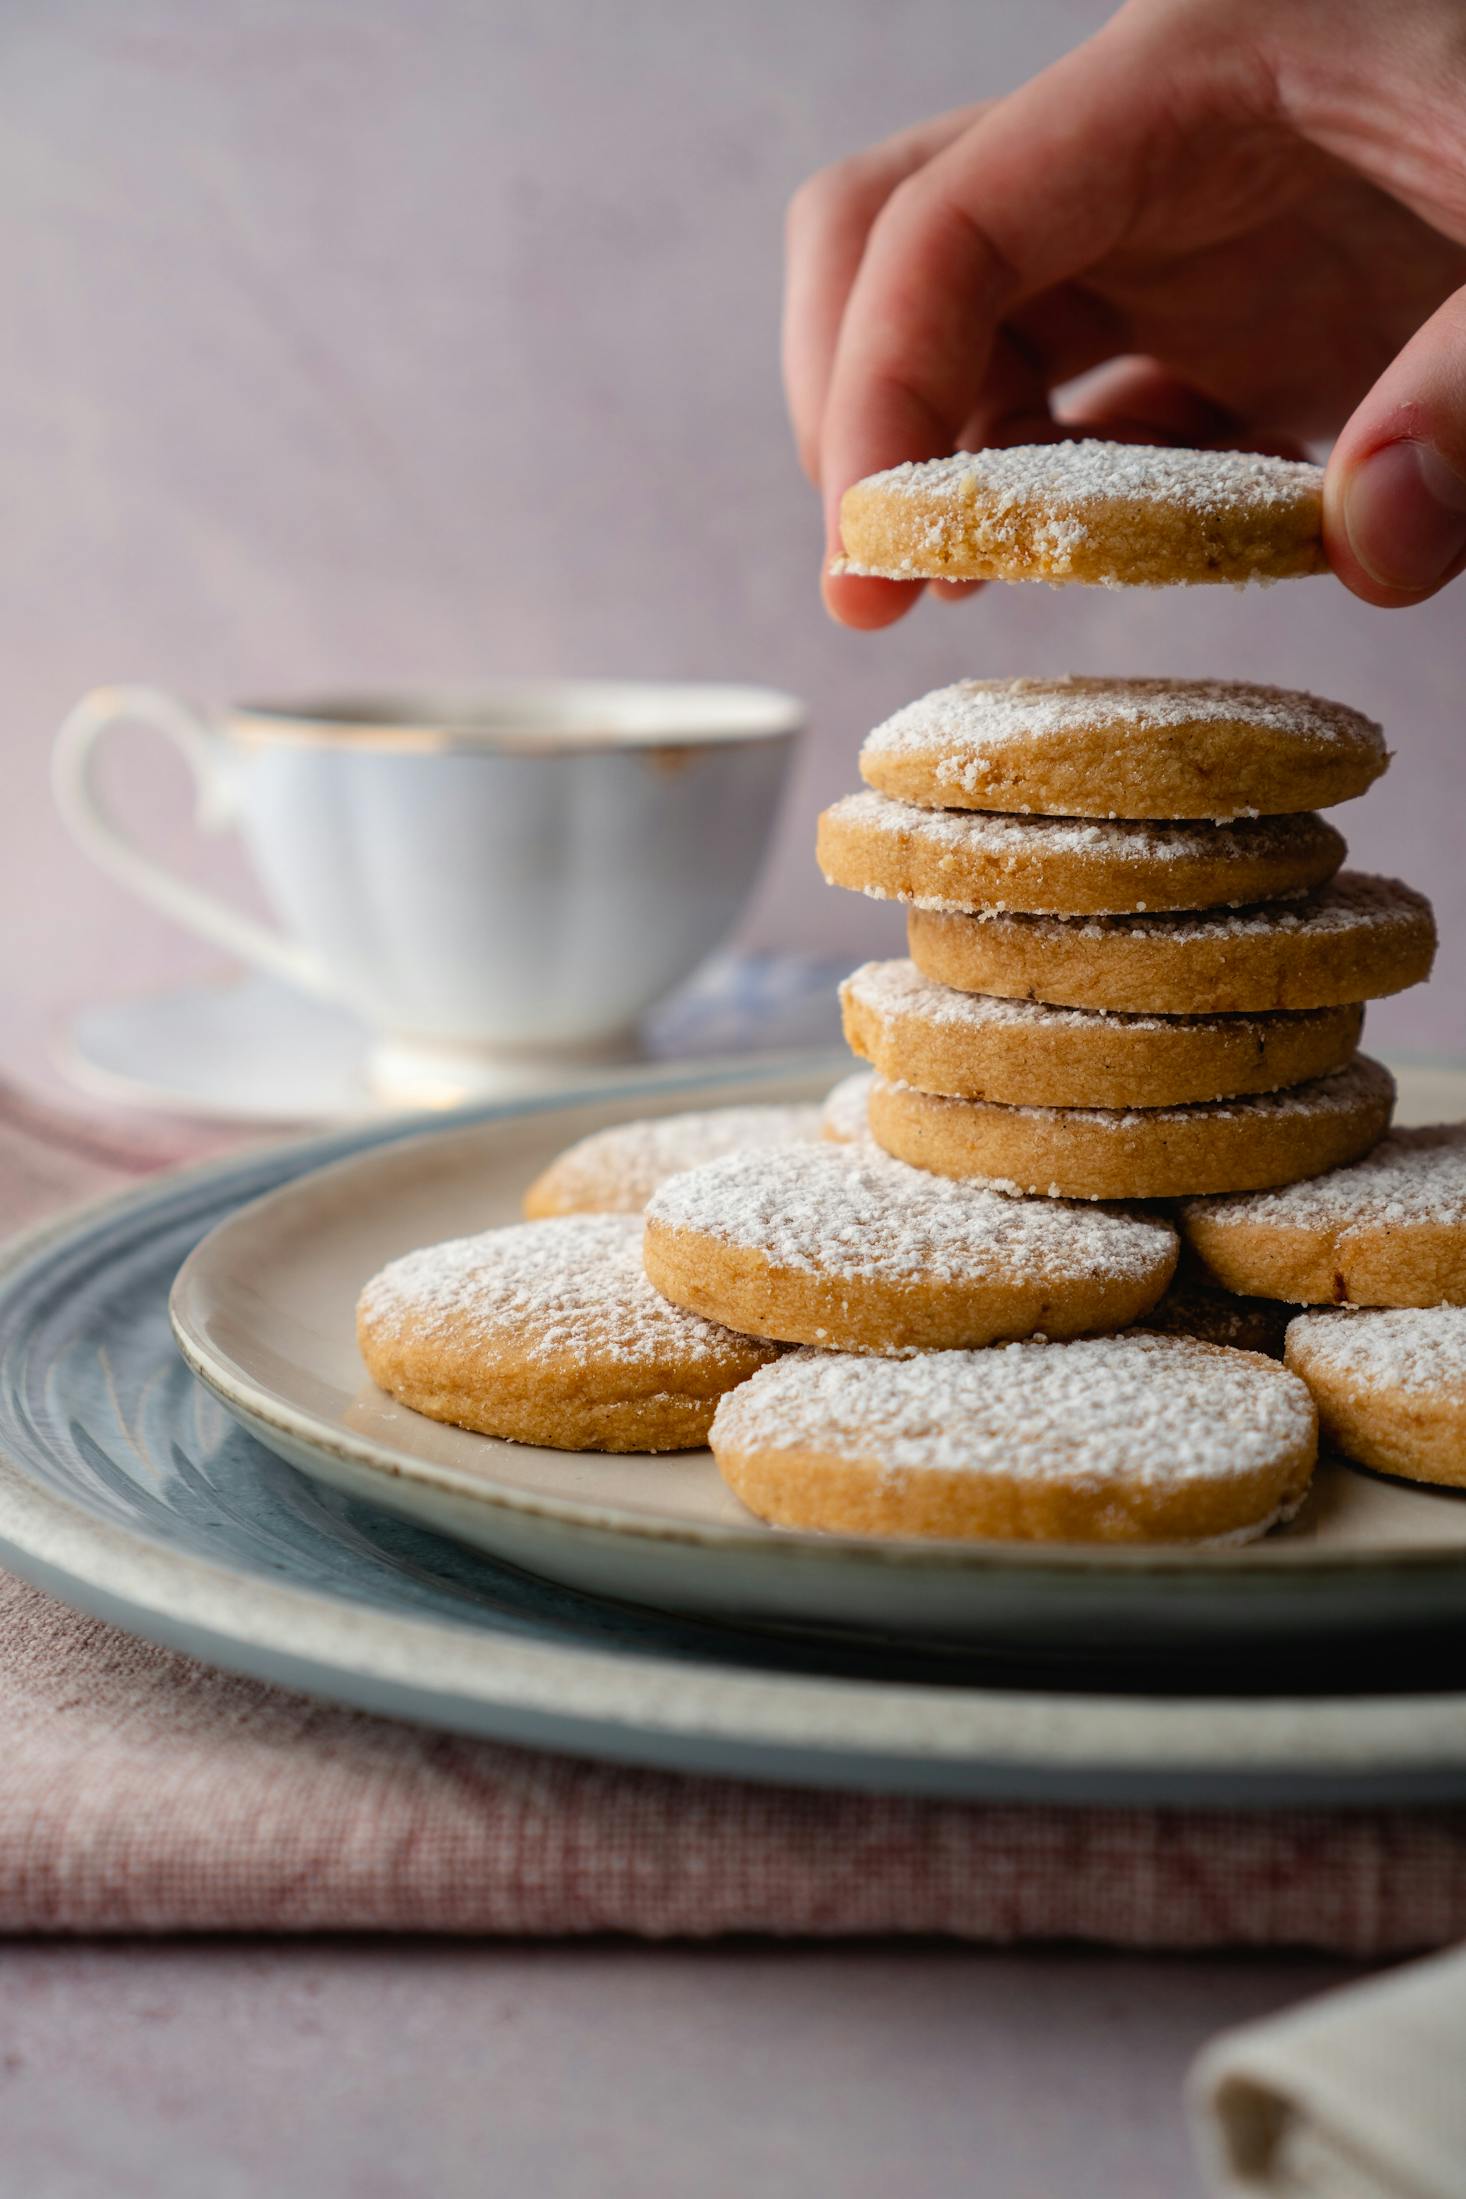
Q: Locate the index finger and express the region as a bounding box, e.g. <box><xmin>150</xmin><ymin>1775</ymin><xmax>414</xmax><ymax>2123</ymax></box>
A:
<box><xmin>783</xmin><ymin>106</ymin><xmax>983</xmax><ymax>485</ymax></box>
<box><xmin>821</xmin><ymin>15</ymin><xmax>1179</xmax><ymax>627</ymax></box>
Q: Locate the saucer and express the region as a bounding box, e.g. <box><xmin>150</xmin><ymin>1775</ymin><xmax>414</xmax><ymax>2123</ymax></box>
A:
<box><xmin>58</xmin><ymin>955</ymin><xmax>849</xmax><ymax>1126</ymax></box>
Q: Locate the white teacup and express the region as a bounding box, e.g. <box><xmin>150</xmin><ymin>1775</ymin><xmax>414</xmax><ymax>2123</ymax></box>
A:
<box><xmin>54</xmin><ymin>681</ymin><xmax>803</xmax><ymax>1097</ymax></box>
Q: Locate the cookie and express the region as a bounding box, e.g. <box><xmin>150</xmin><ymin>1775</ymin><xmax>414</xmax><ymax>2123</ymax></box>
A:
<box><xmin>1285</xmin><ymin>1307</ymin><xmax>1466</xmax><ymax>1489</ymax></box>
<box><xmin>859</xmin><ymin>676</ymin><xmax>1388</xmax><ymax>823</ymax></box>
<box><xmin>907</xmin><ymin>873</ymin><xmax>1435</xmax><ymax>1015</ymax></box>
<box><xmin>1182</xmin><ymin>1124</ymin><xmax>1466</xmax><ymax>1306</ymax></box>
<box><xmin>523</xmin><ymin>1102</ymin><xmax>824</xmax><ymax>1218</ymax></box>
<box><xmin>1139</xmin><ymin>1271</ymin><xmax>1293</xmax><ymax>1359</ymax></box>
<box><xmin>841</xmin><ymin>959</ymin><xmax>1363</xmax><ymax>1111</ymax></box>
<box><xmin>357</xmin><ymin>1212</ymin><xmax>777</xmax><ymax>1453</ymax></box>
<box><xmin>821</xmin><ymin>1068</ymin><xmax>874</xmax><ymax>1144</ymax></box>
<box><xmin>837</xmin><ymin>440</ymin><xmax>1327</xmax><ymax>587</ymax></box>
<box><xmin>866</xmin><ymin>1056</ymin><xmax>1395</xmax><ymax>1201</ymax></box>
<box><xmin>818</xmin><ymin>790</ymin><xmax>1343</xmax><ymax>917</ymax></box>
<box><xmin>642</xmin><ymin>1141</ymin><xmax>1177</xmax><ymax>1354</ymax></box>
<box><xmin>710</xmin><ymin>1334</ymin><xmax>1316</xmax><ymax>1544</ymax></box>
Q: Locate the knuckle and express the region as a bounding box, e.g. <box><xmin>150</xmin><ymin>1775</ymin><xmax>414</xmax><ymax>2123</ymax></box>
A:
<box><xmin>786</xmin><ymin>156</ymin><xmax>878</xmax><ymax>239</ymax></box>
<box><xmin>870</xmin><ymin>168</ymin><xmax>955</xmax><ymax>255</ymax></box>
<box><xmin>871</xmin><ymin>171</ymin><xmax>1018</xmax><ymax>295</ymax></box>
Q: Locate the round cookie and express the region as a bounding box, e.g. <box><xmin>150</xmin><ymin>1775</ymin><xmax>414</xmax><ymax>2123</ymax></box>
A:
<box><xmin>1139</xmin><ymin>1272</ymin><xmax>1293</xmax><ymax>1359</ymax></box>
<box><xmin>907</xmin><ymin>872</ymin><xmax>1435</xmax><ymax>1015</ymax></box>
<box><xmin>357</xmin><ymin>1213</ymin><xmax>778</xmax><ymax>1453</ymax></box>
<box><xmin>523</xmin><ymin>1102</ymin><xmax>824</xmax><ymax>1218</ymax></box>
<box><xmin>642</xmin><ymin>1141</ymin><xmax>1177</xmax><ymax>1354</ymax></box>
<box><xmin>859</xmin><ymin>676</ymin><xmax>1388</xmax><ymax>823</ymax></box>
<box><xmin>818</xmin><ymin>790</ymin><xmax>1344</xmax><ymax>917</ymax></box>
<box><xmin>821</xmin><ymin>1069</ymin><xmax>873</xmax><ymax>1145</ymax></box>
<box><xmin>710</xmin><ymin>1334</ymin><xmax>1317</xmax><ymax>1544</ymax></box>
<box><xmin>841</xmin><ymin>959</ymin><xmax>1363</xmax><ymax>1111</ymax></box>
<box><xmin>865</xmin><ymin>1056</ymin><xmax>1396</xmax><ymax>1202</ymax></box>
<box><xmin>1285</xmin><ymin>1307</ymin><xmax>1466</xmax><ymax>1488</ymax></box>
<box><xmin>1182</xmin><ymin>1124</ymin><xmax>1466</xmax><ymax>1306</ymax></box>
<box><xmin>836</xmin><ymin>440</ymin><xmax>1327</xmax><ymax>587</ymax></box>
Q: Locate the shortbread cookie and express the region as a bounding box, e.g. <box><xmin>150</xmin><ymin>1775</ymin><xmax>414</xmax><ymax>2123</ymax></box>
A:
<box><xmin>1183</xmin><ymin>1124</ymin><xmax>1466</xmax><ymax>1306</ymax></box>
<box><xmin>1285</xmin><ymin>1307</ymin><xmax>1466</xmax><ymax>1488</ymax></box>
<box><xmin>866</xmin><ymin>1057</ymin><xmax>1395</xmax><ymax>1201</ymax></box>
<box><xmin>859</xmin><ymin>676</ymin><xmax>1388</xmax><ymax>822</ymax></box>
<box><xmin>842</xmin><ymin>959</ymin><xmax>1363</xmax><ymax>1110</ymax></box>
<box><xmin>357</xmin><ymin>1213</ymin><xmax>777</xmax><ymax>1452</ymax></box>
<box><xmin>908</xmin><ymin>873</ymin><xmax>1435</xmax><ymax>1015</ymax></box>
<box><xmin>642</xmin><ymin>1142</ymin><xmax>1176</xmax><ymax>1353</ymax></box>
<box><xmin>818</xmin><ymin>790</ymin><xmax>1343</xmax><ymax>917</ymax></box>
<box><xmin>523</xmin><ymin>1102</ymin><xmax>823</xmax><ymax>1218</ymax></box>
<box><xmin>821</xmin><ymin>1069</ymin><xmax>873</xmax><ymax>1144</ymax></box>
<box><xmin>837</xmin><ymin>440</ymin><xmax>1326</xmax><ymax>587</ymax></box>
<box><xmin>710</xmin><ymin>1334</ymin><xmax>1316</xmax><ymax>1543</ymax></box>
<box><xmin>1140</xmin><ymin>1272</ymin><xmax>1293</xmax><ymax>1359</ymax></box>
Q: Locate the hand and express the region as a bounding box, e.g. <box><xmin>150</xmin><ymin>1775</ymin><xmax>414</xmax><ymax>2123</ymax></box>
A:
<box><xmin>783</xmin><ymin>0</ymin><xmax>1466</xmax><ymax>626</ymax></box>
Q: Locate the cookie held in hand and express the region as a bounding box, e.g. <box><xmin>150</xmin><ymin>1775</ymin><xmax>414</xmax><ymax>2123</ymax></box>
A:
<box><xmin>837</xmin><ymin>441</ymin><xmax>1327</xmax><ymax>588</ymax></box>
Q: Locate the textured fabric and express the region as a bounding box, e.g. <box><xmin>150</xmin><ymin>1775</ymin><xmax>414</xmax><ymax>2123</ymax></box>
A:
<box><xmin>3</xmin><ymin>1566</ymin><xmax>1466</xmax><ymax>1946</ymax></box>
<box><xmin>6</xmin><ymin>1073</ymin><xmax>1466</xmax><ymax>1946</ymax></box>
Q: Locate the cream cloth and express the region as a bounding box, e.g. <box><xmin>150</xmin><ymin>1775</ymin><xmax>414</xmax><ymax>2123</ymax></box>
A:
<box><xmin>1193</xmin><ymin>1943</ymin><xmax>1466</xmax><ymax>2198</ymax></box>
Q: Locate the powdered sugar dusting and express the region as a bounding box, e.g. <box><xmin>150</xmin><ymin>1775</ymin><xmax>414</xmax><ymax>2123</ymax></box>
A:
<box><xmin>645</xmin><ymin>1141</ymin><xmax>1174</xmax><ymax>1285</ymax></box>
<box><xmin>821</xmin><ymin>1070</ymin><xmax>874</xmax><ymax>1143</ymax></box>
<box><xmin>859</xmin><ymin>441</ymin><xmax>1321</xmax><ymax>518</ymax></box>
<box><xmin>934</xmin><ymin>871</ymin><xmax>1432</xmax><ymax>944</ymax></box>
<box><xmin>360</xmin><ymin>1213</ymin><xmax>758</xmax><ymax>1366</ymax></box>
<box><xmin>825</xmin><ymin>788</ymin><xmax>1334</xmax><ymax>874</ymax></box>
<box><xmin>843</xmin><ymin>957</ymin><xmax>1333</xmax><ymax>1039</ymax></box>
<box><xmin>1287</xmin><ymin>1305</ymin><xmax>1466</xmax><ymax>1391</ymax></box>
<box><xmin>874</xmin><ymin>1056</ymin><xmax>1394</xmax><ymax>1135</ymax></box>
<box><xmin>862</xmin><ymin>676</ymin><xmax>1385</xmax><ymax>782</ymax></box>
<box><xmin>1188</xmin><ymin>1124</ymin><xmax>1466</xmax><ymax>1232</ymax></box>
<box><xmin>531</xmin><ymin>1103</ymin><xmax>823</xmax><ymax>1212</ymax></box>
<box><xmin>711</xmin><ymin>1334</ymin><xmax>1314</xmax><ymax>1488</ymax></box>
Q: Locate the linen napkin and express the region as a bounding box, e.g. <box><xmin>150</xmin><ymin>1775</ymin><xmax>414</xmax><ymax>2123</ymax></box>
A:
<box><xmin>1193</xmin><ymin>1943</ymin><xmax>1466</xmax><ymax>2198</ymax></box>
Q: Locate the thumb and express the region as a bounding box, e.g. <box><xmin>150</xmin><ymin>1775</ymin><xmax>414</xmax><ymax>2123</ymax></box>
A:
<box><xmin>1326</xmin><ymin>287</ymin><xmax>1466</xmax><ymax>606</ymax></box>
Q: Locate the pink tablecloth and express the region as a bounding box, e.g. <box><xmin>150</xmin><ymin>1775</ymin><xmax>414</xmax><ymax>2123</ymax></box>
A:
<box><xmin>5</xmin><ymin>1076</ymin><xmax>1466</xmax><ymax>1947</ymax></box>
<box><xmin>7</xmin><ymin>1565</ymin><xmax>1466</xmax><ymax>1946</ymax></box>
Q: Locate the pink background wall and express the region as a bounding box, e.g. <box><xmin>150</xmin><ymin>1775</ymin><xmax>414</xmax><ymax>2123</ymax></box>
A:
<box><xmin>4</xmin><ymin>0</ymin><xmax>1461</xmax><ymax>1063</ymax></box>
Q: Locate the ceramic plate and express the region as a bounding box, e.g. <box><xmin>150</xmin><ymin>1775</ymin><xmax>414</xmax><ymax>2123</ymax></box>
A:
<box><xmin>170</xmin><ymin>1057</ymin><xmax>1466</xmax><ymax>1653</ymax></box>
<box><xmin>7</xmin><ymin>1054</ymin><xmax>1466</xmax><ymax>1804</ymax></box>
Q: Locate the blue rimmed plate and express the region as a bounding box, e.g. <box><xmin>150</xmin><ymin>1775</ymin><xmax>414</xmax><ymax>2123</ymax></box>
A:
<box><xmin>4</xmin><ymin>1054</ymin><xmax>1466</xmax><ymax>1804</ymax></box>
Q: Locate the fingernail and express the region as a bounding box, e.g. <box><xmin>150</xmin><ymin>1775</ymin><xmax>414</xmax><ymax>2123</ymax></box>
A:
<box><xmin>1344</xmin><ymin>438</ymin><xmax>1466</xmax><ymax>594</ymax></box>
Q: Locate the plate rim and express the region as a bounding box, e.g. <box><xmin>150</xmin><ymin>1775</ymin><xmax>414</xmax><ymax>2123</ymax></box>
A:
<box><xmin>10</xmin><ymin>1347</ymin><xmax>1466</xmax><ymax>1791</ymax></box>
<box><xmin>9</xmin><ymin>1373</ymin><xmax>1466</xmax><ymax>1801</ymax></box>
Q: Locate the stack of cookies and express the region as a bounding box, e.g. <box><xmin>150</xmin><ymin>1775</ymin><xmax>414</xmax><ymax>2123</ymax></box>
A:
<box><xmin>359</xmin><ymin>443</ymin><xmax>1462</xmax><ymax>1553</ymax></box>
<box><xmin>820</xmin><ymin>674</ymin><xmax>1435</xmax><ymax>1201</ymax></box>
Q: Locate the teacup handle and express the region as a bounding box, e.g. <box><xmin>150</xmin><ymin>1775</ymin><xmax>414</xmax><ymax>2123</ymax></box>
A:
<box><xmin>52</xmin><ymin>686</ymin><xmax>335</xmax><ymax>997</ymax></box>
